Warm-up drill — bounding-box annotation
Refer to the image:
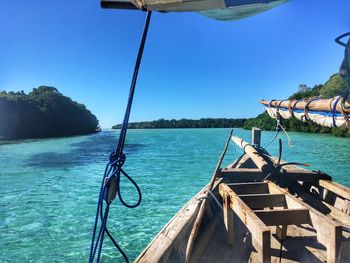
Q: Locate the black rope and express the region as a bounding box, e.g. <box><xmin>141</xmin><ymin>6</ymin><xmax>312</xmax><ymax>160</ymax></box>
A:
<box><xmin>279</xmin><ymin>239</ymin><xmax>283</xmax><ymax>263</ymax></box>
<box><xmin>89</xmin><ymin>11</ymin><xmax>152</xmax><ymax>263</ymax></box>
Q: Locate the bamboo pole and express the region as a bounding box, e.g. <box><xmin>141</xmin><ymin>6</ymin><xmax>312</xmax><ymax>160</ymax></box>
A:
<box><xmin>184</xmin><ymin>129</ymin><xmax>233</xmax><ymax>263</ymax></box>
<box><xmin>231</xmin><ymin>135</ymin><xmax>272</xmax><ymax>175</ymax></box>
<box><xmin>260</xmin><ymin>98</ymin><xmax>350</xmax><ymax>114</ymax></box>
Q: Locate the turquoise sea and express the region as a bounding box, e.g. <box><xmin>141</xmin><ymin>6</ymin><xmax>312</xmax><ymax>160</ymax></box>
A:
<box><xmin>1</xmin><ymin>128</ymin><xmax>350</xmax><ymax>262</ymax></box>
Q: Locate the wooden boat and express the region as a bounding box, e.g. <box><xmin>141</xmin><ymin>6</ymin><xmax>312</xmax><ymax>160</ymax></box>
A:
<box><xmin>135</xmin><ymin>129</ymin><xmax>350</xmax><ymax>263</ymax></box>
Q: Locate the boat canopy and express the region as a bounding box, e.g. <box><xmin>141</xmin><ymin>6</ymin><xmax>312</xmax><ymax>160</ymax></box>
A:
<box><xmin>101</xmin><ymin>0</ymin><xmax>288</xmax><ymax>21</ymax></box>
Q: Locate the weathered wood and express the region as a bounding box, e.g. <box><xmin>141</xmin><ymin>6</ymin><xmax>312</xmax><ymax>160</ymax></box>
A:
<box><xmin>260</xmin><ymin>98</ymin><xmax>350</xmax><ymax>114</ymax></box>
<box><xmin>238</xmin><ymin>194</ymin><xmax>286</xmax><ymax>209</ymax></box>
<box><xmin>226</xmin><ymin>182</ymin><xmax>269</xmax><ymax>195</ymax></box>
<box><xmin>136</xmin><ymin>139</ymin><xmax>350</xmax><ymax>263</ymax></box>
<box><xmin>254</xmin><ymin>209</ymin><xmax>310</xmax><ymax>226</ymax></box>
<box><xmin>252</xmin><ymin>127</ymin><xmax>261</xmax><ymax>146</ymax></box>
<box><xmin>223</xmin><ymin>194</ymin><xmax>234</xmax><ymax>245</ymax></box>
<box><xmin>220</xmin><ymin>183</ymin><xmax>271</xmax><ymax>263</ymax></box>
<box><xmin>220</xmin><ymin>167</ymin><xmax>332</xmax><ymax>183</ymax></box>
<box><xmin>219</xmin><ymin>168</ymin><xmax>261</xmax><ymax>177</ymax></box>
<box><xmin>276</xmin><ymin>225</ymin><xmax>287</xmax><ymax>240</ymax></box>
<box><xmin>218</xmin><ymin>168</ymin><xmax>265</xmax><ymax>182</ymax></box>
<box><xmin>267</xmin><ymin>181</ymin><xmax>343</xmax><ymax>263</ymax></box>
<box><xmin>283</xmin><ymin>169</ymin><xmax>332</xmax><ymax>182</ymax></box>
<box><xmin>185</xmin><ymin>129</ymin><xmax>233</xmax><ymax>263</ymax></box>
<box><xmin>341</xmin><ymin>199</ymin><xmax>350</xmax><ymax>215</ymax></box>
<box><xmin>327</xmin><ymin>226</ymin><xmax>343</xmax><ymax>263</ymax></box>
<box><xmin>231</xmin><ymin>135</ymin><xmax>272</xmax><ymax>175</ymax></box>
<box><xmin>319</xmin><ymin>180</ymin><xmax>350</xmax><ymax>201</ymax></box>
<box><xmin>260</xmin><ymin>229</ymin><xmax>271</xmax><ymax>263</ymax></box>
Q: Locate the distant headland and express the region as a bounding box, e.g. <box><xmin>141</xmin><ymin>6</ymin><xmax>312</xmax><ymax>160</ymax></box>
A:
<box><xmin>112</xmin><ymin>118</ymin><xmax>247</xmax><ymax>129</ymax></box>
<box><xmin>0</xmin><ymin>86</ymin><xmax>99</xmax><ymax>140</ymax></box>
<box><xmin>112</xmin><ymin>73</ymin><xmax>350</xmax><ymax>137</ymax></box>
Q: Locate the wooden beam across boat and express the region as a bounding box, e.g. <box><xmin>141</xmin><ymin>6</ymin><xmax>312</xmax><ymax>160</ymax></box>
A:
<box><xmin>254</xmin><ymin>208</ymin><xmax>310</xmax><ymax>226</ymax></box>
<box><xmin>219</xmin><ymin>168</ymin><xmax>332</xmax><ymax>182</ymax></box>
<box><xmin>238</xmin><ymin>193</ymin><xmax>286</xmax><ymax>209</ymax></box>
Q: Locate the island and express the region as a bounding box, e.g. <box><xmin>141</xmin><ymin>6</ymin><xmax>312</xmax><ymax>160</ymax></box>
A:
<box><xmin>0</xmin><ymin>86</ymin><xmax>99</xmax><ymax>140</ymax></box>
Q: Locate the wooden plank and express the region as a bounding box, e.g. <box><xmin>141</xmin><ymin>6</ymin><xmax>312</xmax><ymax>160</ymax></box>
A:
<box><xmin>341</xmin><ymin>199</ymin><xmax>350</xmax><ymax>215</ymax></box>
<box><xmin>219</xmin><ymin>168</ymin><xmax>261</xmax><ymax>176</ymax></box>
<box><xmin>267</xmin><ymin>181</ymin><xmax>343</xmax><ymax>263</ymax></box>
<box><xmin>223</xmin><ymin>194</ymin><xmax>234</xmax><ymax>245</ymax></box>
<box><xmin>220</xmin><ymin>184</ymin><xmax>271</xmax><ymax>263</ymax></box>
<box><xmin>252</xmin><ymin>127</ymin><xmax>261</xmax><ymax>146</ymax></box>
<box><xmin>238</xmin><ymin>194</ymin><xmax>286</xmax><ymax>209</ymax></box>
<box><xmin>283</xmin><ymin>169</ymin><xmax>332</xmax><ymax>182</ymax></box>
<box><xmin>254</xmin><ymin>209</ymin><xmax>310</xmax><ymax>226</ymax></box>
<box><xmin>226</xmin><ymin>182</ymin><xmax>269</xmax><ymax>195</ymax></box>
<box><xmin>276</xmin><ymin>225</ymin><xmax>287</xmax><ymax>240</ymax></box>
<box><xmin>319</xmin><ymin>180</ymin><xmax>350</xmax><ymax>201</ymax></box>
<box><xmin>260</xmin><ymin>229</ymin><xmax>271</xmax><ymax>263</ymax></box>
<box><xmin>218</xmin><ymin>168</ymin><xmax>265</xmax><ymax>182</ymax></box>
<box><xmin>327</xmin><ymin>225</ymin><xmax>342</xmax><ymax>263</ymax></box>
<box><xmin>219</xmin><ymin>168</ymin><xmax>332</xmax><ymax>183</ymax></box>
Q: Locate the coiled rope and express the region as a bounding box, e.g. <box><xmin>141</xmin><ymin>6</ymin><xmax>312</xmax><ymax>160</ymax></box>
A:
<box><xmin>89</xmin><ymin>11</ymin><xmax>152</xmax><ymax>263</ymax></box>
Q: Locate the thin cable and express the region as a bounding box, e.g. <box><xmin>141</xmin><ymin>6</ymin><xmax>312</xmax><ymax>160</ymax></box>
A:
<box><xmin>263</xmin><ymin>130</ymin><xmax>279</xmax><ymax>149</ymax></box>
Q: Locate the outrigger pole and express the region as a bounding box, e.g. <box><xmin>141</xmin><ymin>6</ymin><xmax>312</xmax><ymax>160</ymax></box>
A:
<box><xmin>260</xmin><ymin>97</ymin><xmax>350</xmax><ymax>128</ymax></box>
<box><xmin>261</xmin><ymin>32</ymin><xmax>350</xmax><ymax>129</ymax></box>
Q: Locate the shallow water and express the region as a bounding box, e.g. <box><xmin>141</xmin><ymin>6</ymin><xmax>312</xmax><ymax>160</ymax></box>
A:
<box><xmin>1</xmin><ymin>128</ymin><xmax>349</xmax><ymax>262</ymax></box>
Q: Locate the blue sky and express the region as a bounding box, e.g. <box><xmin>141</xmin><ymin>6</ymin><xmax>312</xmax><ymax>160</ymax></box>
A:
<box><xmin>1</xmin><ymin>0</ymin><xmax>350</xmax><ymax>128</ymax></box>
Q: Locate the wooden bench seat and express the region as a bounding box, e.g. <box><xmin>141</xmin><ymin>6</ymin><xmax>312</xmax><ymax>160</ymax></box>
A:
<box><xmin>219</xmin><ymin>181</ymin><xmax>342</xmax><ymax>263</ymax></box>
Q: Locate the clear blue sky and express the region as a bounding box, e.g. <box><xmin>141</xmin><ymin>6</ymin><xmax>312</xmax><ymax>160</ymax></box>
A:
<box><xmin>1</xmin><ymin>0</ymin><xmax>349</xmax><ymax>128</ymax></box>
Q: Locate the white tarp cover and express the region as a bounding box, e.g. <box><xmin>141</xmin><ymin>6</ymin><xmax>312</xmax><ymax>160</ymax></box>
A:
<box><xmin>142</xmin><ymin>0</ymin><xmax>288</xmax><ymax>20</ymax></box>
<box><xmin>200</xmin><ymin>0</ymin><xmax>288</xmax><ymax>21</ymax></box>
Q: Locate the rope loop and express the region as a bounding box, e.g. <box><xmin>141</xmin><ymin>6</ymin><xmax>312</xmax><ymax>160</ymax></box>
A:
<box><xmin>109</xmin><ymin>152</ymin><xmax>126</xmax><ymax>168</ymax></box>
<box><xmin>339</xmin><ymin>96</ymin><xmax>350</xmax><ymax>126</ymax></box>
<box><xmin>269</xmin><ymin>99</ymin><xmax>276</xmax><ymax>108</ymax></box>
<box><xmin>288</xmin><ymin>99</ymin><xmax>296</xmax><ymax>117</ymax></box>
<box><xmin>276</xmin><ymin>100</ymin><xmax>286</xmax><ymax>112</ymax></box>
<box><xmin>331</xmin><ymin>96</ymin><xmax>342</xmax><ymax>127</ymax></box>
<box><xmin>291</xmin><ymin>99</ymin><xmax>301</xmax><ymax>117</ymax></box>
<box><xmin>303</xmin><ymin>97</ymin><xmax>320</xmax><ymax>122</ymax></box>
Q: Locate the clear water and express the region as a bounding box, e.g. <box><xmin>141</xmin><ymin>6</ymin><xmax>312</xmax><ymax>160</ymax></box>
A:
<box><xmin>1</xmin><ymin>128</ymin><xmax>349</xmax><ymax>262</ymax></box>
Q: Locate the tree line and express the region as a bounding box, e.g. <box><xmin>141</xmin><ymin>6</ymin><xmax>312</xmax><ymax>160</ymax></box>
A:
<box><xmin>113</xmin><ymin>73</ymin><xmax>350</xmax><ymax>137</ymax></box>
<box><xmin>112</xmin><ymin>118</ymin><xmax>247</xmax><ymax>129</ymax></box>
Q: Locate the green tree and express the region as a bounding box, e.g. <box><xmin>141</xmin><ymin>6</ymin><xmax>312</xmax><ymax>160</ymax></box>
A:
<box><xmin>319</xmin><ymin>74</ymin><xmax>346</xmax><ymax>98</ymax></box>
